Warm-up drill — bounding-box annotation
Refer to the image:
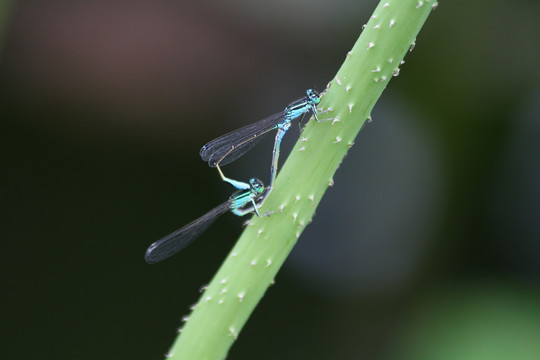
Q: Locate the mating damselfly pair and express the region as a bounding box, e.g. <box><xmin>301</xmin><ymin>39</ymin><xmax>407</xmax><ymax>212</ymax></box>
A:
<box><xmin>145</xmin><ymin>89</ymin><xmax>322</xmax><ymax>264</ymax></box>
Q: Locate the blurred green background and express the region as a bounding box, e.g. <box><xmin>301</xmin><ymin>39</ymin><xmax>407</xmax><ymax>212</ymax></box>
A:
<box><xmin>2</xmin><ymin>1</ymin><xmax>540</xmax><ymax>359</ymax></box>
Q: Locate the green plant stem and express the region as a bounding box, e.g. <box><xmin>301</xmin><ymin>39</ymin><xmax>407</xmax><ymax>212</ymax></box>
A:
<box><xmin>168</xmin><ymin>1</ymin><xmax>436</xmax><ymax>359</ymax></box>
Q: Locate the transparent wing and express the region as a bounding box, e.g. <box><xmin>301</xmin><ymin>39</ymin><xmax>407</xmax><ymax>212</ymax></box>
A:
<box><xmin>145</xmin><ymin>202</ymin><xmax>230</xmax><ymax>264</ymax></box>
<box><xmin>199</xmin><ymin>111</ymin><xmax>285</xmax><ymax>167</ymax></box>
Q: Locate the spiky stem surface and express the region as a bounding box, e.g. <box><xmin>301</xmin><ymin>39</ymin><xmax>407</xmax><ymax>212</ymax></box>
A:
<box><xmin>169</xmin><ymin>1</ymin><xmax>436</xmax><ymax>359</ymax></box>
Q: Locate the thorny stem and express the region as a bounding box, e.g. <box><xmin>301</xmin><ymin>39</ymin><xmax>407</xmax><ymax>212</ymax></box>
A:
<box><xmin>167</xmin><ymin>1</ymin><xmax>437</xmax><ymax>359</ymax></box>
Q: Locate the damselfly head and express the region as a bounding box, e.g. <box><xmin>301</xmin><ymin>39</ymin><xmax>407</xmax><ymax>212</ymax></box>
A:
<box><xmin>306</xmin><ymin>89</ymin><xmax>321</xmax><ymax>105</ymax></box>
<box><xmin>249</xmin><ymin>178</ymin><xmax>265</xmax><ymax>194</ymax></box>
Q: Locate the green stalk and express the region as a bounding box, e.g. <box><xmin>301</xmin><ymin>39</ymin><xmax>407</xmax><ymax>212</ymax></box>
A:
<box><xmin>169</xmin><ymin>1</ymin><xmax>437</xmax><ymax>359</ymax></box>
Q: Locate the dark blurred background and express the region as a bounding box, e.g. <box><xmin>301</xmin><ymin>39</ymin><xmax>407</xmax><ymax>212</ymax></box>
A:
<box><xmin>2</xmin><ymin>1</ymin><xmax>540</xmax><ymax>359</ymax></box>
